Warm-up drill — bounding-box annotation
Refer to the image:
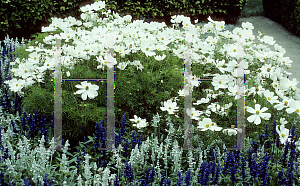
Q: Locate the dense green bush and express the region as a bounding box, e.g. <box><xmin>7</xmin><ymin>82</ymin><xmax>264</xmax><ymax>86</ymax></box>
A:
<box><xmin>263</xmin><ymin>0</ymin><xmax>300</xmax><ymax>37</ymax></box>
<box><xmin>0</xmin><ymin>0</ymin><xmax>88</xmax><ymax>44</ymax></box>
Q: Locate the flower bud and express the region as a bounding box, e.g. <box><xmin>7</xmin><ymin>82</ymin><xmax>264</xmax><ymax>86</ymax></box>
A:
<box><xmin>161</xmin><ymin>80</ymin><xmax>163</xmax><ymax>83</ymax></box>
<box><xmin>292</xmin><ymin>87</ymin><xmax>297</xmax><ymax>91</ymax></box>
<box><xmin>66</xmin><ymin>71</ymin><xmax>70</xmax><ymax>77</ymax></box>
<box><xmin>121</xmin><ymin>53</ymin><xmax>125</xmax><ymax>58</ymax></box>
<box><xmin>253</xmin><ymin>99</ymin><xmax>256</xmax><ymax>103</ymax></box>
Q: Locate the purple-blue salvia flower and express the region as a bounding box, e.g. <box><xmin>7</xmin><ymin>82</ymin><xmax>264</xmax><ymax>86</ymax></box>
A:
<box><xmin>240</xmin><ymin>156</ymin><xmax>247</xmax><ymax>182</ymax></box>
<box><xmin>271</xmin><ymin>120</ymin><xmax>277</xmax><ymax>142</ymax></box>
<box><xmin>277</xmin><ymin>168</ymin><xmax>287</xmax><ymax>185</ymax></box>
<box><xmin>80</xmin><ymin>124</ymin><xmax>87</xmax><ymax>145</ymax></box>
<box><xmin>24</xmin><ymin>177</ymin><xmax>31</xmax><ymax>186</ymax></box>
<box><xmin>258</xmin><ymin>133</ymin><xmax>265</xmax><ymax>147</ymax></box>
<box><xmin>122</xmin><ymin>159</ymin><xmax>134</xmax><ymax>184</ymax></box>
<box><xmin>115</xmin><ymin>113</ymin><xmax>128</xmax><ymax>147</ymax></box>
<box><xmin>149</xmin><ymin>165</ymin><xmax>156</xmax><ymax>183</ymax></box>
<box><xmin>247</xmin><ymin>147</ymin><xmax>258</xmax><ymax>184</ymax></box>
<box><xmin>198</xmin><ymin>160</ymin><xmax>210</xmax><ymax>185</ymax></box>
<box><xmin>139</xmin><ymin>167</ymin><xmax>150</xmax><ymax>186</ymax></box>
<box><xmin>176</xmin><ymin>171</ymin><xmax>182</xmax><ymax>186</ymax></box>
<box><xmin>122</xmin><ymin>138</ymin><xmax>130</xmax><ymax>157</ymax></box>
<box><xmin>159</xmin><ymin>171</ymin><xmax>171</xmax><ymax>186</ymax></box>
<box><xmin>211</xmin><ymin>162</ymin><xmax>220</xmax><ymax>185</ymax></box>
<box><xmin>114</xmin><ymin>175</ymin><xmax>120</xmax><ymax>186</ymax></box>
<box><xmin>252</xmin><ymin>140</ymin><xmax>258</xmax><ymax>154</ymax></box>
<box><xmin>282</xmin><ymin>140</ymin><xmax>290</xmax><ymax>168</ymax></box>
<box><xmin>258</xmin><ymin>152</ymin><xmax>271</xmax><ymax>185</ymax></box>
<box><xmin>184</xmin><ymin>169</ymin><xmax>191</xmax><ymax>186</ymax></box>
<box><xmin>0</xmin><ymin>172</ymin><xmax>6</xmax><ymax>185</ymax></box>
<box><xmin>286</xmin><ymin>124</ymin><xmax>297</xmax><ymax>186</ymax></box>
<box><xmin>39</xmin><ymin>172</ymin><xmax>53</xmax><ymax>186</ymax></box>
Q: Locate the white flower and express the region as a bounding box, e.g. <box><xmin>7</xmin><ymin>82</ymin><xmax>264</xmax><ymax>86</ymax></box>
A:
<box><xmin>246</xmin><ymin>104</ymin><xmax>271</xmax><ymax>125</ymax></box>
<box><xmin>5</xmin><ymin>78</ymin><xmax>26</xmax><ymax>93</ymax></box>
<box><xmin>66</xmin><ymin>71</ymin><xmax>70</xmax><ymax>77</ymax></box>
<box><xmin>276</xmin><ymin>124</ymin><xmax>291</xmax><ymax>145</ymax></box>
<box><xmin>211</xmin><ymin>74</ymin><xmax>232</xmax><ymax>90</ymax></box>
<box><xmin>286</xmin><ymin>100</ymin><xmax>300</xmax><ymax>116</ymax></box>
<box><xmin>263</xmin><ymin>89</ymin><xmax>280</xmax><ymax>105</ymax></box>
<box><xmin>222</xmin><ymin>128</ymin><xmax>238</xmax><ymax>136</ymax></box>
<box><xmin>279</xmin><ymin>118</ymin><xmax>288</xmax><ymax>125</ymax></box>
<box><xmin>197</xmin><ymin>118</ymin><xmax>222</xmax><ymax>131</ymax></box>
<box><xmin>186</xmin><ymin>107</ymin><xmax>201</xmax><ymax>120</ymax></box>
<box><xmin>160</xmin><ymin>99</ymin><xmax>179</xmax><ymax>114</ymax></box>
<box><xmin>75</xmin><ymin>81</ymin><xmax>99</xmax><ymax>100</ymax></box>
<box><xmin>241</xmin><ymin>22</ymin><xmax>254</xmax><ymax>30</ymax></box>
<box><xmin>228</xmin><ymin>85</ymin><xmax>244</xmax><ymax>100</ymax></box>
<box><xmin>129</xmin><ymin>115</ymin><xmax>148</xmax><ymax>129</ymax></box>
<box><xmin>91</xmin><ymin>1</ymin><xmax>106</xmax><ymax>11</ymax></box>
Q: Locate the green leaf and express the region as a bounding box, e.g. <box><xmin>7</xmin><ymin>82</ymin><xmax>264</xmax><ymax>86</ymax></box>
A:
<box><xmin>60</xmin><ymin>6</ymin><xmax>65</xmax><ymax>11</ymax></box>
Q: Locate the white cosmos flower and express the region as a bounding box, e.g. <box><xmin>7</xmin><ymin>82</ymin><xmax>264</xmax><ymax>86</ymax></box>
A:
<box><xmin>246</xmin><ymin>104</ymin><xmax>271</xmax><ymax>125</ymax></box>
<box><xmin>129</xmin><ymin>115</ymin><xmax>148</xmax><ymax>129</ymax></box>
<box><xmin>276</xmin><ymin>124</ymin><xmax>291</xmax><ymax>145</ymax></box>
<box><xmin>222</xmin><ymin>128</ymin><xmax>238</xmax><ymax>136</ymax></box>
<box><xmin>228</xmin><ymin>85</ymin><xmax>245</xmax><ymax>100</ymax></box>
<box><xmin>286</xmin><ymin>100</ymin><xmax>300</xmax><ymax>116</ymax></box>
<box><xmin>197</xmin><ymin>118</ymin><xmax>222</xmax><ymax>132</ymax></box>
<box><xmin>186</xmin><ymin>107</ymin><xmax>201</xmax><ymax>121</ymax></box>
<box><xmin>211</xmin><ymin>74</ymin><xmax>232</xmax><ymax>90</ymax></box>
<box><xmin>263</xmin><ymin>89</ymin><xmax>280</xmax><ymax>105</ymax></box>
<box><xmin>160</xmin><ymin>100</ymin><xmax>179</xmax><ymax>114</ymax></box>
<box><xmin>5</xmin><ymin>78</ymin><xmax>26</xmax><ymax>93</ymax></box>
<box><xmin>75</xmin><ymin>81</ymin><xmax>99</xmax><ymax>100</ymax></box>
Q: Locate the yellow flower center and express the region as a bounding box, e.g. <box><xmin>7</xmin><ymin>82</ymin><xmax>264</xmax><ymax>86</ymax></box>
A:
<box><xmin>212</xmin><ymin>122</ymin><xmax>215</xmax><ymax>126</ymax></box>
<box><xmin>206</xmin><ymin>124</ymin><xmax>209</xmax><ymax>128</ymax></box>
<box><xmin>86</xmin><ymin>86</ymin><xmax>89</xmax><ymax>90</ymax></box>
<box><xmin>169</xmin><ymin>107</ymin><xmax>171</xmax><ymax>109</ymax></box>
<box><xmin>137</xmin><ymin>120</ymin><xmax>140</xmax><ymax>123</ymax></box>
<box><xmin>16</xmin><ymin>84</ymin><xmax>18</xmax><ymax>86</ymax></box>
<box><xmin>24</xmin><ymin>70</ymin><xmax>27</xmax><ymax>73</ymax></box>
<box><xmin>296</xmin><ymin>109</ymin><xmax>299</xmax><ymax>113</ymax></box>
<box><xmin>282</xmin><ymin>134</ymin><xmax>285</xmax><ymax>137</ymax></box>
<box><xmin>235</xmin><ymin>92</ymin><xmax>239</xmax><ymax>95</ymax></box>
<box><xmin>219</xmin><ymin>81</ymin><xmax>222</xmax><ymax>84</ymax></box>
<box><xmin>256</xmin><ymin>110</ymin><xmax>260</xmax><ymax>114</ymax></box>
<box><xmin>268</xmin><ymin>97</ymin><xmax>271</xmax><ymax>100</ymax></box>
<box><xmin>284</xmin><ymin>101</ymin><xmax>288</xmax><ymax>105</ymax></box>
<box><xmin>233</xmin><ymin>49</ymin><xmax>236</xmax><ymax>52</ymax></box>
